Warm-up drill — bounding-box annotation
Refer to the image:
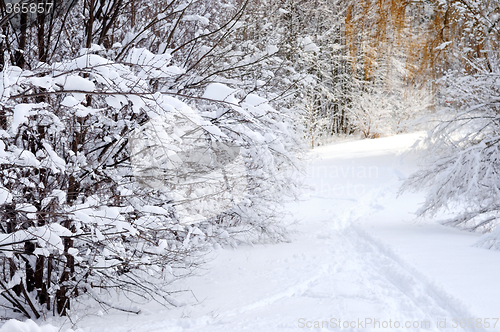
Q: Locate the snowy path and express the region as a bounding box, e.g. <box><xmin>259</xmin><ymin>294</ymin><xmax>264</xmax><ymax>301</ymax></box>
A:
<box><xmin>55</xmin><ymin>133</ymin><xmax>500</xmax><ymax>331</ymax></box>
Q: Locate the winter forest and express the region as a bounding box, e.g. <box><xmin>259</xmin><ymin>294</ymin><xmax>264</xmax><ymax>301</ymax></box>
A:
<box><xmin>0</xmin><ymin>0</ymin><xmax>499</xmax><ymax>330</ymax></box>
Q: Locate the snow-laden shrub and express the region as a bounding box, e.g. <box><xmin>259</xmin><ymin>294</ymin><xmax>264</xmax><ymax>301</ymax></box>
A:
<box><xmin>0</xmin><ymin>47</ymin><xmax>301</xmax><ymax>319</ymax></box>
<box><xmin>402</xmin><ymin>66</ymin><xmax>500</xmax><ymax>245</ymax></box>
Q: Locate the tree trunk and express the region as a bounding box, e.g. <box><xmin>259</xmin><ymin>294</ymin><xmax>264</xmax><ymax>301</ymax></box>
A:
<box><xmin>15</xmin><ymin>12</ymin><xmax>27</xmax><ymax>68</ymax></box>
<box><xmin>56</xmin><ymin>220</ymin><xmax>74</xmax><ymax>316</ymax></box>
<box><xmin>37</xmin><ymin>1</ymin><xmax>47</xmax><ymax>63</ymax></box>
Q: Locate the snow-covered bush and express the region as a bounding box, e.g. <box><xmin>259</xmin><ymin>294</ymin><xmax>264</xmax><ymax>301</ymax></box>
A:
<box><xmin>0</xmin><ymin>53</ymin><xmax>203</xmax><ymax>318</ymax></box>
<box><xmin>0</xmin><ymin>0</ymin><xmax>304</xmax><ymax>320</ymax></box>
<box><xmin>348</xmin><ymin>81</ymin><xmax>433</xmax><ymax>139</ymax></box>
<box><xmin>0</xmin><ymin>50</ymin><xmax>301</xmax><ymax>319</ymax></box>
<box><xmin>402</xmin><ymin>68</ymin><xmax>500</xmax><ymax>231</ymax></box>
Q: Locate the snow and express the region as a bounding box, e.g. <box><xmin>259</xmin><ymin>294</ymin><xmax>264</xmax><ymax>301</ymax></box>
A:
<box><xmin>4</xmin><ymin>132</ymin><xmax>500</xmax><ymax>331</ymax></box>
<box><xmin>436</xmin><ymin>41</ymin><xmax>453</xmax><ymax>50</ymax></box>
<box><xmin>30</xmin><ymin>76</ymin><xmax>53</xmax><ymax>89</ymax></box>
<box><xmin>41</xmin><ymin>142</ymin><xmax>66</xmax><ymax>173</ymax></box>
<box><xmin>0</xmin><ymin>319</ymin><xmax>83</xmax><ymax>332</ymax></box>
<box><xmin>241</xmin><ymin>93</ymin><xmax>275</xmax><ymax>116</ymax></box>
<box><xmin>141</xmin><ymin>205</ymin><xmax>170</xmax><ymax>215</ymax></box>
<box><xmin>202</xmin><ymin>83</ymin><xmax>239</xmax><ymax>104</ymax></box>
<box><xmin>0</xmin><ymin>320</ymin><xmax>59</xmax><ymax>332</ymax></box>
<box><xmin>72</xmin><ymin>54</ymin><xmax>111</xmax><ymax>70</ymax></box>
<box><xmin>0</xmin><ymin>223</ymin><xmax>72</xmax><ymax>255</ymax></box>
<box><xmin>267</xmin><ymin>45</ymin><xmax>279</xmax><ymax>55</ymax></box>
<box><xmin>15</xmin><ymin>150</ymin><xmax>41</xmax><ymax>168</ymax></box>
<box><xmin>61</xmin><ymin>96</ymin><xmax>81</xmax><ymax>107</ymax></box>
<box><xmin>182</xmin><ymin>15</ymin><xmax>210</xmax><ymax>26</ymax></box>
<box><xmin>105</xmin><ymin>95</ymin><xmax>128</xmax><ymax>109</ymax></box>
<box><xmin>61</xmin><ymin>75</ymin><xmax>95</xmax><ymax>92</ymax></box>
<box><xmin>12</xmin><ymin>104</ymin><xmax>34</xmax><ymax>132</ymax></box>
<box><xmin>298</xmin><ymin>36</ymin><xmax>320</xmax><ymax>53</ymax></box>
<box><xmin>0</xmin><ymin>186</ymin><xmax>12</xmax><ymax>205</ymax></box>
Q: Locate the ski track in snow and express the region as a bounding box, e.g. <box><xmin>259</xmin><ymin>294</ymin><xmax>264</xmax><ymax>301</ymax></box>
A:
<box><xmin>122</xmin><ymin>224</ymin><xmax>477</xmax><ymax>332</ymax></box>
<box><xmin>349</xmin><ymin>226</ymin><xmax>478</xmax><ymax>332</ymax></box>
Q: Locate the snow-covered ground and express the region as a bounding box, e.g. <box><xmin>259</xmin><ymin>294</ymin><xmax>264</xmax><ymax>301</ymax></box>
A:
<box><xmin>4</xmin><ymin>132</ymin><xmax>500</xmax><ymax>332</ymax></box>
